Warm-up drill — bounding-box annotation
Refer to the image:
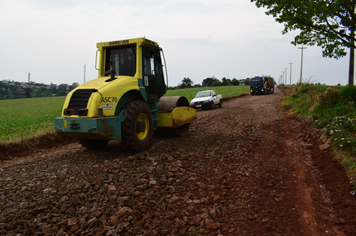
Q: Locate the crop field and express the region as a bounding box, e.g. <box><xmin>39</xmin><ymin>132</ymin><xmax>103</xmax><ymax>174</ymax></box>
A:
<box><xmin>0</xmin><ymin>97</ymin><xmax>65</xmax><ymax>143</ymax></box>
<box><xmin>0</xmin><ymin>86</ymin><xmax>249</xmax><ymax>143</ymax></box>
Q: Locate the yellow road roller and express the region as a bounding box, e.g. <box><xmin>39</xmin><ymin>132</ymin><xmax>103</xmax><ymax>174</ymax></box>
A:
<box><xmin>54</xmin><ymin>37</ymin><xmax>196</xmax><ymax>152</ymax></box>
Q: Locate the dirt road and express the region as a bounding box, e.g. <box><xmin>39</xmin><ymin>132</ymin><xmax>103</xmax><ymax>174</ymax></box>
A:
<box><xmin>1</xmin><ymin>88</ymin><xmax>356</xmax><ymax>235</ymax></box>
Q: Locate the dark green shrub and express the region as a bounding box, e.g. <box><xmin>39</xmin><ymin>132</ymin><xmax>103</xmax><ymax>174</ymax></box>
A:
<box><xmin>318</xmin><ymin>87</ymin><xmax>339</xmax><ymax>107</ymax></box>
<box><xmin>298</xmin><ymin>84</ymin><xmax>311</xmax><ymax>94</ymax></box>
<box><xmin>340</xmin><ymin>86</ymin><xmax>356</xmax><ymax>104</ymax></box>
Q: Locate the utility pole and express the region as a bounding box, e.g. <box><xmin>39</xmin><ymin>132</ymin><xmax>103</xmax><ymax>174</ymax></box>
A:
<box><xmin>289</xmin><ymin>62</ymin><xmax>294</xmax><ymax>85</ymax></box>
<box><xmin>28</xmin><ymin>72</ymin><xmax>30</xmax><ymax>83</ymax></box>
<box><xmin>348</xmin><ymin>29</ymin><xmax>354</xmax><ymax>86</ymax></box>
<box><xmin>298</xmin><ymin>45</ymin><xmax>307</xmax><ymax>83</ymax></box>
<box><xmin>84</xmin><ymin>64</ymin><xmax>86</xmax><ymax>83</ymax></box>
<box><xmin>282</xmin><ymin>71</ymin><xmax>285</xmax><ymax>85</ymax></box>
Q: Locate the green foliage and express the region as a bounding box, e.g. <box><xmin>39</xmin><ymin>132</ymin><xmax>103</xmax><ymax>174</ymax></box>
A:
<box><xmin>283</xmin><ymin>84</ymin><xmax>356</xmax><ymax>153</ymax></box>
<box><xmin>180</xmin><ymin>77</ymin><xmax>194</xmax><ymax>88</ymax></box>
<box><xmin>284</xmin><ymin>85</ymin><xmax>356</xmax><ymax>189</ymax></box>
<box><xmin>0</xmin><ymin>97</ymin><xmax>65</xmax><ymax>142</ymax></box>
<box><xmin>251</xmin><ymin>0</ymin><xmax>355</xmax><ymax>59</ymax></box>
<box><xmin>282</xmin><ymin>84</ymin><xmax>356</xmax><ymax>117</ymax></box>
<box><xmin>202</xmin><ymin>77</ymin><xmax>221</xmax><ymax>87</ymax></box>
<box><xmin>339</xmin><ymin>86</ymin><xmax>356</xmax><ymax>104</ymax></box>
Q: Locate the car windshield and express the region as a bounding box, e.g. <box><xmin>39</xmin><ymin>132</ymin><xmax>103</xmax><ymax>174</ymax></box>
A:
<box><xmin>195</xmin><ymin>91</ymin><xmax>211</xmax><ymax>98</ymax></box>
<box><xmin>105</xmin><ymin>46</ymin><xmax>136</xmax><ymax>76</ymax></box>
<box><xmin>250</xmin><ymin>79</ymin><xmax>263</xmax><ymax>86</ymax></box>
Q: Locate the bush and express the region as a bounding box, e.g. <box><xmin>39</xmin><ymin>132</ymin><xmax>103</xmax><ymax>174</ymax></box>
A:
<box><xmin>298</xmin><ymin>84</ymin><xmax>311</xmax><ymax>94</ymax></box>
<box><xmin>340</xmin><ymin>86</ymin><xmax>356</xmax><ymax>104</ymax></box>
<box><xmin>318</xmin><ymin>87</ymin><xmax>339</xmax><ymax>107</ymax></box>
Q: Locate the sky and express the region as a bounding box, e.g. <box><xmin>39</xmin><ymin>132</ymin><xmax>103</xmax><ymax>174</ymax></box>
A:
<box><xmin>0</xmin><ymin>0</ymin><xmax>352</xmax><ymax>87</ymax></box>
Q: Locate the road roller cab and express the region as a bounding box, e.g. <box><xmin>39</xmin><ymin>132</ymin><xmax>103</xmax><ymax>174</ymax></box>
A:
<box><xmin>54</xmin><ymin>37</ymin><xmax>197</xmax><ymax>152</ymax></box>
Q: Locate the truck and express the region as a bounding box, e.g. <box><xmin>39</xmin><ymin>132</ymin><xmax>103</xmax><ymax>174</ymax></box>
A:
<box><xmin>250</xmin><ymin>76</ymin><xmax>271</xmax><ymax>95</ymax></box>
<box><xmin>190</xmin><ymin>90</ymin><xmax>222</xmax><ymax>110</ymax></box>
<box><xmin>54</xmin><ymin>37</ymin><xmax>197</xmax><ymax>152</ymax></box>
<box><xmin>268</xmin><ymin>78</ymin><xmax>275</xmax><ymax>93</ymax></box>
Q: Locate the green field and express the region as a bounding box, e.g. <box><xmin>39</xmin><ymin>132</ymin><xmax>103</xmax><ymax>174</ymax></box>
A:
<box><xmin>0</xmin><ymin>96</ymin><xmax>65</xmax><ymax>143</ymax></box>
<box><xmin>0</xmin><ymin>86</ymin><xmax>249</xmax><ymax>143</ymax></box>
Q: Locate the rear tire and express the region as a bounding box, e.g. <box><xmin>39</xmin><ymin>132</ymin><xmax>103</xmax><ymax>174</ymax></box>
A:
<box><xmin>79</xmin><ymin>139</ymin><xmax>109</xmax><ymax>150</ymax></box>
<box><xmin>121</xmin><ymin>100</ymin><xmax>153</xmax><ymax>152</ymax></box>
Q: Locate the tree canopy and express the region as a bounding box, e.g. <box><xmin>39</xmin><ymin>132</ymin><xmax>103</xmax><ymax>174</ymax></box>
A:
<box><xmin>251</xmin><ymin>0</ymin><xmax>355</xmax><ymax>85</ymax></box>
<box><xmin>180</xmin><ymin>77</ymin><xmax>194</xmax><ymax>88</ymax></box>
<box><xmin>251</xmin><ymin>0</ymin><xmax>355</xmax><ymax>58</ymax></box>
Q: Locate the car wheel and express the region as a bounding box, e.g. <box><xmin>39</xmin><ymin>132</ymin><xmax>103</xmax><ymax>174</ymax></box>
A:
<box><xmin>218</xmin><ymin>99</ymin><xmax>222</xmax><ymax>108</ymax></box>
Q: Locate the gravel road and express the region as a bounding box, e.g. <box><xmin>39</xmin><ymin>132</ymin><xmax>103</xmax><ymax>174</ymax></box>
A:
<box><xmin>1</xmin><ymin>88</ymin><xmax>356</xmax><ymax>236</ymax></box>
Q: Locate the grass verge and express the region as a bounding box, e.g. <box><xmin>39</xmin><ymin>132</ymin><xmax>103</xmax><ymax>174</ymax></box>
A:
<box><xmin>280</xmin><ymin>84</ymin><xmax>356</xmax><ymax>191</ymax></box>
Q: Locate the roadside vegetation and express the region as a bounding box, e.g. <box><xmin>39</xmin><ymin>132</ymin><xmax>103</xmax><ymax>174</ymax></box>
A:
<box><xmin>0</xmin><ymin>86</ymin><xmax>249</xmax><ymax>144</ymax></box>
<box><xmin>281</xmin><ymin>84</ymin><xmax>356</xmax><ymax>191</ymax></box>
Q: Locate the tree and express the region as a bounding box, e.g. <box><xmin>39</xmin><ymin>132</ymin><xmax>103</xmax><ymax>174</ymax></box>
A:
<box><xmin>221</xmin><ymin>77</ymin><xmax>232</xmax><ymax>86</ymax></box>
<box><xmin>180</xmin><ymin>77</ymin><xmax>193</xmax><ymax>88</ymax></box>
<box><xmin>202</xmin><ymin>77</ymin><xmax>220</xmax><ymax>87</ymax></box>
<box><xmin>251</xmin><ymin>0</ymin><xmax>355</xmax><ymax>86</ymax></box>
<box><xmin>68</xmin><ymin>82</ymin><xmax>79</xmax><ymax>91</ymax></box>
<box><xmin>232</xmin><ymin>78</ymin><xmax>240</xmax><ymax>86</ymax></box>
<box><xmin>56</xmin><ymin>90</ymin><xmax>67</xmax><ymax>96</ymax></box>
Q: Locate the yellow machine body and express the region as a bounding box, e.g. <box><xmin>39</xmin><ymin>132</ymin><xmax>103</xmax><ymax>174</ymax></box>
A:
<box><xmin>54</xmin><ymin>37</ymin><xmax>196</xmax><ymax>150</ymax></box>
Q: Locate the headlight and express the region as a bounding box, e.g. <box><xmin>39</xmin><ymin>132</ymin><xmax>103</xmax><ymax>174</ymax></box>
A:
<box><xmin>262</xmin><ymin>88</ymin><xmax>264</xmax><ymax>91</ymax></box>
<box><xmin>250</xmin><ymin>90</ymin><xmax>253</xmax><ymax>92</ymax></box>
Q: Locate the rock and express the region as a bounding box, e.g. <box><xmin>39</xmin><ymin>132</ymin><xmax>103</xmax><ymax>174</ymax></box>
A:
<box><xmin>304</xmin><ymin>116</ymin><xmax>314</xmax><ymax>124</ymax></box>
<box><xmin>320</xmin><ymin>134</ymin><xmax>328</xmax><ymax>143</ymax></box>
<box><xmin>117</xmin><ymin>207</ymin><xmax>133</xmax><ymax>217</ymax></box>
<box><xmin>61</xmin><ymin>196</ymin><xmax>69</xmax><ymax>202</ymax></box>
<box><xmin>149</xmin><ymin>180</ymin><xmax>157</xmax><ymax>186</ymax></box>
<box><xmin>107</xmin><ymin>185</ymin><xmax>116</xmax><ymax>193</ymax></box>
<box><xmin>42</xmin><ymin>224</ymin><xmax>52</xmax><ymax>235</ymax></box>
<box><xmin>43</xmin><ymin>188</ymin><xmax>52</xmax><ymax>194</ymax></box>
<box><xmin>67</xmin><ymin>218</ymin><xmax>77</xmax><ymax>226</ymax></box>
<box><xmin>193</xmin><ymin>199</ymin><xmax>201</xmax><ymax>204</ymax></box>
<box><xmin>110</xmin><ymin>215</ymin><xmax>119</xmax><ymax>226</ymax></box>
<box><xmin>319</xmin><ymin>143</ymin><xmax>330</xmax><ymax>150</ymax></box>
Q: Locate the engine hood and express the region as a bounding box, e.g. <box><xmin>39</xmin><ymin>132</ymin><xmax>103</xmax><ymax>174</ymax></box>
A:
<box><xmin>191</xmin><ymin>96</ymin><xmax>212</xmax><ymax>103</ymax></box>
